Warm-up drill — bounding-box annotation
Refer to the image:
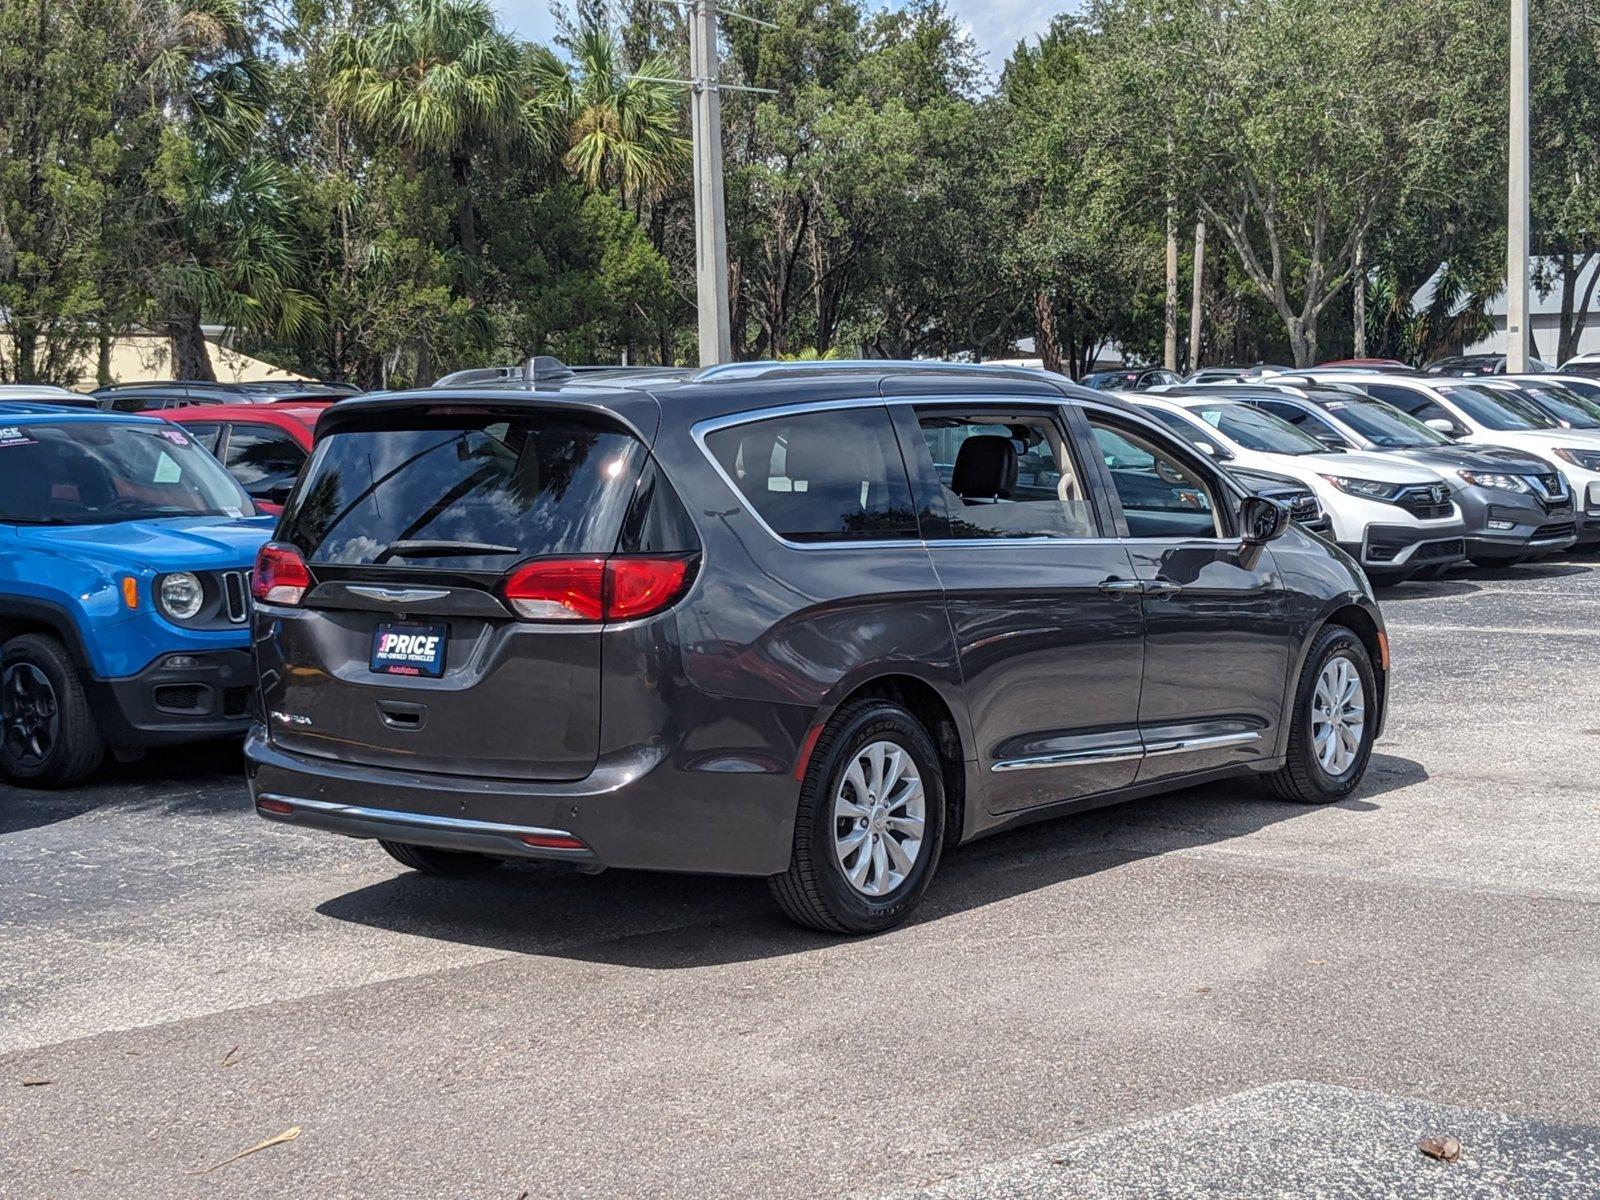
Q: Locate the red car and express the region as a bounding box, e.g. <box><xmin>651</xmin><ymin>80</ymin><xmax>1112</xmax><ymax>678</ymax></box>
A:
<box><xmin>165</xmin><ymin>403</ymin><xmax>327</xmax><ymax>513</ymax></box>
<box><xmin>1317</xmin><ymin>357</ymin><xmax>1415</xmax><ymax>373</ymax></box>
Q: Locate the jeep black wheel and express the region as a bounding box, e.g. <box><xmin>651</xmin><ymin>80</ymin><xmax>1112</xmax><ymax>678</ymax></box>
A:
<box><xmin>769</xmin><ymin>699</ymin><xmax>945</xmax><ymax>935</ymax></box>
<box><xmin>0</xmin><ymin>634</ymin><xmax>105</xmax><ymax>789</ymax></box>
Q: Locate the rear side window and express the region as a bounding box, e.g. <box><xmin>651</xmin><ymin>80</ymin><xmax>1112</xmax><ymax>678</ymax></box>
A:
<box><xmin>703</xmin><ymin>407</ymin><xmax>917</xmax><ymax>543</ymax></box>
<box><xmin>225</xmin><ymin>424</ymin><xmax>307</xmax><ymax>504</ymax></box>
<box><xmin>280</xmin><ymin>412</ymin><xmax>646</xmax><ymax>570</ymax></box>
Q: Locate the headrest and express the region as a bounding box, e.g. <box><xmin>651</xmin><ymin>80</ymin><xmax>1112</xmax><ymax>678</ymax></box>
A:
<box><xmin>951</xmin><ymin>434</ymin><xmax>1018</xmax><ymax>500</ymax></box>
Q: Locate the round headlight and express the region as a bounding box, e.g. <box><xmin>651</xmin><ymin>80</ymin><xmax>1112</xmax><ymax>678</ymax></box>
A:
<box><xmin>159</xmin><ymin>572</ymin><xmax>205</xmax><ymax>620</ymax></box>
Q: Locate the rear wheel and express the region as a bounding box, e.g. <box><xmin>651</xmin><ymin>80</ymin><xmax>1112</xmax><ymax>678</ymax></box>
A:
<box><xmin>0</xmin><ymin>634</ymin><xmax>104</xmax><ymax>789</ymax></box>
<box><xmin>769</xmin><ymin>700</ymin><xmax>945</xmax><ymax>934</ymax></box>
<box><xmin>379</xmin><ymin>840</ymin><xmax>501</xmax><ymax>876</ymax></box>
<box><xmin>1266</xmin><ymin>626</ymin><xmax>1376</xmax><ymax>804</ymax></box>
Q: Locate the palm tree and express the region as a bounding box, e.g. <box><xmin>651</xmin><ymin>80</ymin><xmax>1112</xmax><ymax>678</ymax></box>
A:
<box><xmin>529</xmin><ymin>26</ymin><xmax>690</xmax><ymax>210</ymax></box>
<box><xmin>330</xmin><ymin>0</ymin><xmax>546</xmax><ymax>258</ymax></box>
<box><xmin>131</xmin><ymin>0</ymin><xmax>322</xmax><ymax>378</ymax></box>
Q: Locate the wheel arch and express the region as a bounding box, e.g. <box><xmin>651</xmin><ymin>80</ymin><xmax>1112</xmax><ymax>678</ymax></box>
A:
<box><xmin>1292</xmin><ymin>599</ymin><xmax>1388</xmax><ymax>748</ymax></box>
<box><xmin>809</xmin><ymin>671</ymin><xmax>970</xmax><ymax>849</ymax></box>
<box><xmin>0</xmin><ymin>598</ymin><xmax>94</xmax><ymax>670</ymax></box>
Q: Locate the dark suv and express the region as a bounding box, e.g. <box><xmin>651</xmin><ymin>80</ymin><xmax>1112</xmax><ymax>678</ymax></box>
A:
<box><xmin>247</xmin><ymin>362</ymin><xmax>1388</xmax><ymax>933</ymax></box>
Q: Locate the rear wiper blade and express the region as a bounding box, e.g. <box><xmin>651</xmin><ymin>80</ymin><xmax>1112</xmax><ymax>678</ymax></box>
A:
<box><xmin>372</xmin><ymin>539</ymin><xmax>522</xmax><ymax>563</ymax></box>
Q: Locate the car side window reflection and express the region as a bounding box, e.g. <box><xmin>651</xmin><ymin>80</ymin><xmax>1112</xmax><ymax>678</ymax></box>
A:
<box><xmin>1088</xmin><ymin>419</ymin><xmax>1224</xmax><ymax>539</ymax></box>
<box><xmin>916</xmin><ymin>412</ymin><xmax>1096</xmax><ymax>539</ymax></box>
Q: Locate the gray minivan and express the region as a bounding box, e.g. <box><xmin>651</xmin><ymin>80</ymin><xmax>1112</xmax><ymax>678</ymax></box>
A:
<box><xmin>247</xmin><ymin>362</ymin><xmax>1388</xmax><ymax>933</ymax></box>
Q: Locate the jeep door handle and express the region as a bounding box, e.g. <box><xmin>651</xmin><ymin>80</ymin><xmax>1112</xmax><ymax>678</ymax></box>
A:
<box><xmin>1143</xmin><ymin>578</ymin><xmax>1184</xmax><ymax>599</ymax></box>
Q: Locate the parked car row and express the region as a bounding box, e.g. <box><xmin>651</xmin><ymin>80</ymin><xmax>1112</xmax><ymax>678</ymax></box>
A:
<box><xmin>0</xmin><ymin>357</ymin><xmax>1591</xmax><ymax>934</ymax></box>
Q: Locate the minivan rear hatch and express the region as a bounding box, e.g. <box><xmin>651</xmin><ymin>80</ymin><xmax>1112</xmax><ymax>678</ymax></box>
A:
<box><xmin>261</xmin><ymin>402</ymin><xmax>655</xmax><ymax>781</ymax></box>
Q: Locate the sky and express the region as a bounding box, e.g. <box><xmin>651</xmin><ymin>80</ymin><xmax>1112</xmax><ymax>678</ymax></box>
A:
<box><xmin>490</xmin><ymin>1</ymin><xmax>1059</xmax><ymax>78</ymax></box>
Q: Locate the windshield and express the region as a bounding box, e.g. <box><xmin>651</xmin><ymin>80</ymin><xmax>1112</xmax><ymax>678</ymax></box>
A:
<box><xmin>0</xmin><ymin>421</ymin><xmax>253</xmax><ymax>524</ymax></box>
<box><xmin>279</xmin><ymin>412</ymin><xmax>646</xmax><ymax>570</ymax></box>
<box><xmin>1187</xmin><ymin>403</ymin><xmax>1328</xmax><ymax>454</ymax></box>
<box><xmin>1322</xmin><ymin>398</ymin><xmax>1447</xmax><ymax>447</ymax></box>
<box><xmin>1505</xmin><ymin>384</ymin><xmax>1600</xmax><ymax>430</ymax></box>
<box><xmin>1437</xmin><ymin>384</ymin><xmax>1559</xmax><ymax>431</ymax></box>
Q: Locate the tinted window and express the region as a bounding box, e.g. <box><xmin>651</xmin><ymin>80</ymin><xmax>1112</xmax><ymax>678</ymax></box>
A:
<box><xmin>917</xmin><ymin>412</ymin><xmax>1095</xmax><ymax>539</ymax></box>
<box><xmin>1319</xmin><ymin>398</ymin><xmax>1444</xmax><ymax>447</ymax></box>
<box><xmin>0</xmin><ymin>422</ymin><xmax>252</xmax><ymax>524</ymax></box>
<box><xmin>281</xmin><ymin>413</ymin><xmax>646</xmax><ymax>569</ymax></box>
<box><xmin>704</xmin><ymin>407</ymin><xmax>917</xmax><ymax>543</ymax></box>
<box><xmin>225</xmin><ymin>425</ymin><xmax>307</xmax><ymax>503</ymax></box>
<box><xmin>1089</xmin><ymin>419</ymin><xmax>1222</xmax><ymax>538</ymax></box>
<box><xmin>1185</xmin><ymin>403</ymin><xmax>1326</xmax><ymax>454</ymax></box>
<box><xmin>1436</xmin><ymin>384</ymin><xmax>1558</xmax><ymax>430</ymax></box>
<box><xmin>1506</xmin><ymin>384</ymin><xmax>1600</xmax><ymax>429</ymax></box>
<box><xmin>181</xmin><ymin>422</ymin><xmax>224</xmax><ymax>454</ymax></box>
<box><xmin>1255</xmin><ymin>399</ymin><xmax>1346</xmax><ymax>443</ymax></box>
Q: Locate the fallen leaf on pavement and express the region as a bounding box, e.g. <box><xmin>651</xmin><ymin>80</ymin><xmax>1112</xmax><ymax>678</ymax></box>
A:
<box><xmin>1418</xmin><ymin>1135</ymin><xmax>1462</xmax><ymax>1163</ymax></box>
<box><xmin>1193</xmin><ymin>986</ymin><xmax>1212</xmax><ymax>995</ymax></box>
<box><xmin>220</xmin><ymin>1046</ymin><xmax>242</xmax><ymax>1068</ymax></box>
<box><xmin>21</xmin><ymin>1077</ymin><xmax>51</xmax><ymax>1087</ymax></box>
<box><xmin>190</xmin><ymin>1126</ymin><xmax>302</xmax><ymax>1175</ymax></box>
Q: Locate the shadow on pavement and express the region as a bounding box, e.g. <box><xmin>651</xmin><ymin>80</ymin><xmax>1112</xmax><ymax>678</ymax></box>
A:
<box><xmin>0</xmin><ymin>740</ymin><xmax>246</xmax><ymax>835</ymax></box>
<box><xmin>313</xmin><ymin>752</ymin><xmax>1426</xmax><ymax>970</ymax></box>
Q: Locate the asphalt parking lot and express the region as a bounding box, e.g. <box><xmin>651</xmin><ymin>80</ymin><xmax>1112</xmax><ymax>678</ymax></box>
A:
<box><xmin>4</xmin><ymin>559</ymin><xmax>1600</xmax><ymax>1199</ymax></box>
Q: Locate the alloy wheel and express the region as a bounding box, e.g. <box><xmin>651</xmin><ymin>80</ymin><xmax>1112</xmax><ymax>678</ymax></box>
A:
<box><xmin>1311</xmin><ymin>654</ymin><xmax>1365</xmax><ymax>777</ymax></box>
<box><xmin>3</xmin><ymin>662</ymin><xmax>60</xmax><ymax>767</ymax></box>
<box><xmin>833</xmin><ymin>739</ymin><xmax>926</xmax><ymax>897</ymax></box>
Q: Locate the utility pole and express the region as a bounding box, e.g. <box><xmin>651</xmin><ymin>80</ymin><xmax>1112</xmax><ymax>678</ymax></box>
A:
<box><xmin>1164</xmin><ymin>202</ymin><xmax>1179</xmax><ymax>370</ymax></box>
<box><xmin>1353</xmin><ymin>236</ymin><xmax>1367</xmax><ymax>359</ymax></box>
<box><xmin>688</xmin><ymin>0</ymin><xmax>733</xmax><ymax>366</ymax></box>
<box><xmin>1188</xmin><ymin>220</ymin><xmax>1206</xmax><ymax>372</ymax></box>
<box><xmin>1506</xmin><ymin>0</ymin><xmax>1530</xmax><ymax>371</ymax></box>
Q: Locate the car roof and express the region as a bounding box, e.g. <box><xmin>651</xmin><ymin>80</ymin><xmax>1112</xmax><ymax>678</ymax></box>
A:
<box><xmin>0</xmin><ymin>403</ymin><xmax>165</xmax><ymax>426</ymax></box>
<box><xmin>320</xmin><ymin>360</ymin><xmax>1139</xmax><ymax>440</ymax></box>
<box><xmin>166</xmin><ymin>402</ymin><xmax>327</xmax><ymax>425</ymax></box>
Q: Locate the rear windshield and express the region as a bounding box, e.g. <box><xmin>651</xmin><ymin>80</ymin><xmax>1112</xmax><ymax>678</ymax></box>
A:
<box><xmin>279</xmin><ymin>412</ymin><xmax>647</xmax><ymax>569</ymax></box>
<box><xmin>0</xmin><ymin>421</ymin><xmax>253</xmax><ymax>524</ymax></box>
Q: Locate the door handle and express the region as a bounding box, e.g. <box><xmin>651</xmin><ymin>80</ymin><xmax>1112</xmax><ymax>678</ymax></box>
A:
<box><xmin>1097</xmin><ymin>577</ymin><xmax>1145</xmax><ymax>596</ymax></box>
<box><xmin>1143</xmin><ymin>578</ymin><xmax>1184</xmax><ymax>599</ymax></box>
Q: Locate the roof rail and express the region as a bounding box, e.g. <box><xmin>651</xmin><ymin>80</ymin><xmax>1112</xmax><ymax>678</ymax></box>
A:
<box><xmin>433</xmin><ymin>357</ymin><xmax>576</xmax><ymax>389</ymax></box>
<box><xmin>693</xmin><ymin>359</ymin><xmax>1066</xmax><ymax>383</ymax></box>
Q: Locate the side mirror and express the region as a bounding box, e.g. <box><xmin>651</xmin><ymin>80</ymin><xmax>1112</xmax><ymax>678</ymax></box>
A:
<box><xmin>1194</xmin><ymin>439</ymin><xmax>1233</xmax><ymax>461</ymax></box>
<box><xmin>1424</xmin><ymin>418</ymin><xmax>1459</xmax><ymax>437</ymax></box>
<box><xmin>1314</xmin><ymin>432</ymin><xmax>1350</xmax><ymax>449</ymax></box>
<box><xmin>1240</xmin><ymin>495</ymin><xmax>1290</xmax><ymax>545</ymax></box>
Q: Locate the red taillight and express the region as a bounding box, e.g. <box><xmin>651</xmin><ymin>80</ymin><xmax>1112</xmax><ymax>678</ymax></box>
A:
<box><xmin>503</xmin><ymin>557</ymin><xmax>606</xmax><ymax>621</ymax></box>
<box><xmin>502</xmin><ymin>555</ymin><xmax>695</xmax><ymax>623</ymax></box>
<box><xmin>257</xmin><ymin>797</ymin><xmax>295</xmax><ymax>815</ymax></box>
<box><xmin>518</xmin><ymin>832</ymin><xmax>589</xmax><ymax>851</ymax></box>
<box><xmin>252</xmin><ymin>542</ymin><xmax>312</xmax><ymax>606</ymax></box>
<box><xmin>606</xmin><ymin>556</ymin><xmax>694</xmax><ymax>620</ymax></box>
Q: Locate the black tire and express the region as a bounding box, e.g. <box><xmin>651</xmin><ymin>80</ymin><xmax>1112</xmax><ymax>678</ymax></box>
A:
<box><xmin>0</xmin><ymin>634</ymin><xmax>105</xmax><ymax>789</ymax></box>
<box><xmin>379</xmin><ymin>840</ymin><xmax>501</xmax><ymax>876</ymax></box>
<box><xmin>1266</xmin><ymin>625</ymin><xmax>1377</xmax><ymax>804</ymax></box>
<box><xmin>769</xmin><ymin>699</ymin><xmax>945</xmax><ymax>935</ymax></box>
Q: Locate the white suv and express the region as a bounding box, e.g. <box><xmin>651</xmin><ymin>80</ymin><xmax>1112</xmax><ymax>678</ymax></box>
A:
<box><xmin>1296</xmin><ymin>371</ymin><xmax>1600</xmax><ymax>548</ymax></box>
<box><xmin>1127</xmin><ymin>393</ymin><xmax>1466</xmax><ymax>583</ymax></box>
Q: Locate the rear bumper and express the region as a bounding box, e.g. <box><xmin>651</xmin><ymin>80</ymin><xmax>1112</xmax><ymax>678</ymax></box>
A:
<box><xmin>244</xmin><ymin>725</ymin><xmax>801</xmax><ymax>877</ymax></box>
<box><xmin>86</xmin><ymin>648</ymin><xmax>256</xmax><ymax>748</ymax></box>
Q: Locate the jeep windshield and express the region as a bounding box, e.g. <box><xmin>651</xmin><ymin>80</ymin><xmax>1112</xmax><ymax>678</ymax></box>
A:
<box><xmin>0</xmin><ymin>422</ymin><xmax>254</xmax><ymax>524</ymax></box>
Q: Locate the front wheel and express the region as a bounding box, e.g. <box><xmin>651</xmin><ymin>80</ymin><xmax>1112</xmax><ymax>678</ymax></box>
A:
<box><xmin>1266</xmin><ymin>626</ymin><xmax>1377</xmax><ymax>803</ymax></box>
<box><xmin>0</xmin><ymin>634</ymin><xmax>105</xmax><ymax>789</ymax></box>
<box><xmin>769</xmin><ymin>700</ymin><xmax>945</xmax><ymax>934</ymax></box>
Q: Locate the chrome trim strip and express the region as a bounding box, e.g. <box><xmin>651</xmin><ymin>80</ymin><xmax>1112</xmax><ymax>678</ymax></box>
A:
<box><xmin>346</xmin><ymin>585</ymin><xmax>455</xmax><ymax>604</ymax></box>
<box><xmin>990</xmin><ymin>745</ymin><xmax>1145</xmax><ymax>773</ymax></box>
<box><xmin>1141</xmin><ymin>731</ymin><xmax>1261</xmax><ymax>757</ymax></box>
<box><xmin>257</xmin><ymin>794</ymin><xmax>584</xmax><ymax>845</ymax></box>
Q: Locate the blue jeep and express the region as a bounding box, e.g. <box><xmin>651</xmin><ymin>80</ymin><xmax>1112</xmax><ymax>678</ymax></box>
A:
<box><xmin>0</xmin><ymin>404</ymin><xmax>274</xmax><ymax>787</ymax></box>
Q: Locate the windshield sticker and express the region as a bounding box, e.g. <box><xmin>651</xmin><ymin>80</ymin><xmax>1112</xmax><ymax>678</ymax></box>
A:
<box><xmin>0</xmin><ymin>426</ymin><xmax>36</xmax><ymax>448</ymax></box>
<box><xmin>157</xmin><ymin>429</ymin><xmax>189</xmax><ymax>446</ymax></box>
<box><xmin>153</xmin><ymin>452</ymin><xmax>183</xmax><ymax>484</ymax></box>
